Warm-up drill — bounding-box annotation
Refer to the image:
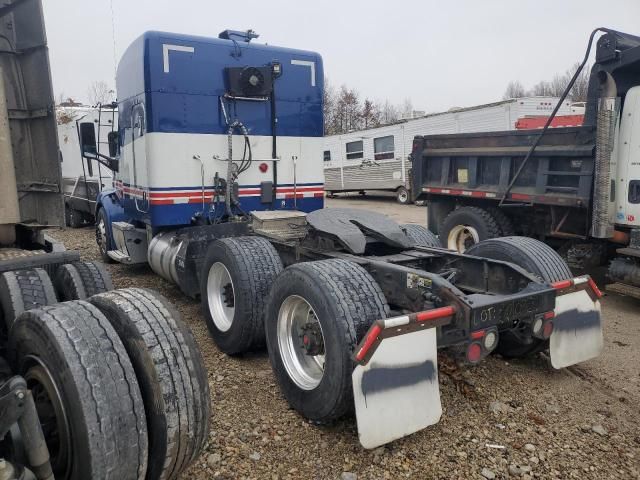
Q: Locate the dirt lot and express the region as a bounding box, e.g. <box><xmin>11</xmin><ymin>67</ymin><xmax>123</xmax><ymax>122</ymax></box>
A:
<box><xmin>50</xmin><ymin>194</ymin><xmax>640</xmax><ymax>480</ymax></box>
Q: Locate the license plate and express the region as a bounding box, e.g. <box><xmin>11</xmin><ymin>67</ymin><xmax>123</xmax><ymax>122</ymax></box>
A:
<box><xmin>471</xmin><ymin>294</ymin><xmax>543</xmax><ymax>328</ymax></box>
<box><xmin>352</xmin><ymin>327</ymin><xmax>441</xmax><ymax>449</ymax></box>
<box><xmin>550</xmin><ymin>289</ymin><xmax>603</xmax><ymax>369</ymax></box>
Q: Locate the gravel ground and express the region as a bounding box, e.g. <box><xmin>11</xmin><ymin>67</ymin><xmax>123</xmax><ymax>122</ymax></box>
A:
<box><xmin>49</xmin><ymin>195</ymin><xmax>640</xmax><ymax>480</ymax></box>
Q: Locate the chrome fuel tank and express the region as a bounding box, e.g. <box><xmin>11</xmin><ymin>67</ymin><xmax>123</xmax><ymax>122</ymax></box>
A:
<box><xmin>148</xmin><ymin>231</ymin><xmax>182</xmax><ymax>285</ymax></box>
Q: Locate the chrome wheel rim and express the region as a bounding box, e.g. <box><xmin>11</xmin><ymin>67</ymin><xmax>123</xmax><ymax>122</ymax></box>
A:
<box><xmin>96</xmin><ymin>216</ymin><xmax>107</xmax><ymax>255</ymax></box>
<box><xmin>448</xmin><ymin>225</ymin><xmax>480</xmax><ymax>252</ymax></box>
<box><xmin>398</xmin><ymin>190</ymin><xmax>408</xmax><ymax>203</ymax></box>
<box><xmin>207</xmin><ymin>262</ymin><xmax>235</xmax><ymax>332</ymax></box>
<box><xmin>277</xmin><ymin>295</ymin><xmax>325</xmax><ymax>390</ymax></box>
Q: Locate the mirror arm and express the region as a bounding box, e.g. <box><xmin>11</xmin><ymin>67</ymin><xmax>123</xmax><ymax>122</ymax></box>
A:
<box><xmin>83</xmin><ymin>152</ymin><xmax>119</xmax><ymax>172</ymax></box>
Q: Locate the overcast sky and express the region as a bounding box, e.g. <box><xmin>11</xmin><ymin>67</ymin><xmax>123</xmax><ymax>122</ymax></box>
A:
<box><xmin>42</xmin><ymin>0</ymin><xmax>640</xmax><ymax>112</ymax></box>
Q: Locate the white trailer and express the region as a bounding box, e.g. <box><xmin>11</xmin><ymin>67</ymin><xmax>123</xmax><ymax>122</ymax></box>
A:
<box><xmin>323</xmin><ymin>97</ymin><xmax>584</xmax><ymax>203</ymax></box>
<box><xmin>57</xmin><ymin>104</ymin><xmax>117</xmax><ymax>226</ymax></box>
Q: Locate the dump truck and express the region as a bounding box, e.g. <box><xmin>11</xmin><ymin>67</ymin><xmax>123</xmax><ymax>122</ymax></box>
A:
<box><xmin>412</xmin><ymin>29</ymin><xmax>640</xmax><ymax>298</ymax></box>
<box><xmin>0</xmin><ymin>2</ymin><xmax>209</xmax><ymax>479</ymax></box>
<box><xmin>84</xmin><ymin>27</ymin><xmax>603</xmax><ymax>449</ymax></box>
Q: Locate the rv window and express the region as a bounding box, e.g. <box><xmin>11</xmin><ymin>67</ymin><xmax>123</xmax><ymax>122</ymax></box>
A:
<box><xmin>346</xmin><ymin>140</ymin><xmax>363</xmax><ymax>160</ymax></box>
<box><xmin>323</xmin><ymin>150</ymin><xmax>331</xmax><ymax>162</ymax></box>
<box><xmin>374</xmin><ymin>136</ymin><xmax>394</xmax><ymax>160</ymax></box>
<box><xmin>629</xmin><ymin>180</ymin><xmax>640</xmax><ymax>204</ymax></box>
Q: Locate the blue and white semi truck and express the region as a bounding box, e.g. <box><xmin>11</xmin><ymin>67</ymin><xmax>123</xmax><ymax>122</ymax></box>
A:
<box><xmin>82</xmin><ymin>29</ymin><xmax>604</xmax><ymax>449</ymax></box>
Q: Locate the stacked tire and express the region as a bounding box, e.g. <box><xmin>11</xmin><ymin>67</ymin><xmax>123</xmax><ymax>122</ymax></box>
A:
<box><xmin>0</xmin><ymin>262</ymin><xmax>210</xmax><ymax>480</ymax></box>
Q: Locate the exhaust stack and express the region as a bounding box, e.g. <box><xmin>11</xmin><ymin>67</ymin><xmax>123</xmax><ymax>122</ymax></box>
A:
<box><xmin>591</xmin><ymin>71</ymin><xmax>619</xmax><ymax>239</ymax></box>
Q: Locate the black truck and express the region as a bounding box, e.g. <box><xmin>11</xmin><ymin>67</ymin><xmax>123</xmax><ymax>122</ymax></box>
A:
<box><xmin>411</xmin><ymin>29</ymin><xmax>640</xmax><ymax>298</ymax></box>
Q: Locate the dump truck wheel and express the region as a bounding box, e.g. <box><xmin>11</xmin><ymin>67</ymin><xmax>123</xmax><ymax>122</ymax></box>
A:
<box><xmin>401</xmin><ymin>224</ymin><xmax>440</xmax><ymax>247</ymax></box>
<box><xmin>467</xmin><ymin>236</ymin><xmax>572</xmax><ymax>358</ymax></box>
<box><xmin>396</xmin><ymin>186</ymin><xmax>410</xmax><ymax>204</ymax></box>
<box><xmin>90</xmin><ymin>288</ymin><xmax>210</xmax><ymax>480</ymax></box>
<box><xmin>0</xmin><ymin>269</ymin><xmax>57</xmax><ymax>338</ymax></box>
<box><xmin>201</xmin><ymin>236</ymin><xmax>283</xmax><ymax>355</ymax></box>
<box><xmin>265</xmin><ymin>259</ymin><xmax>389</xmax><ymax>423</ymax></box>
<box><xmin>488</xmin><ymin>207</ymin><xmax>515</xmax><ymax>236</ymax></box>
<box><xmin>439</xmin><ymin>206</ymin><xmax>502</xmax><ymax>252</ymax></box>
<box><xmin>65</xmin><ymin>205</ymin><xmax>84</xmax><ymax>228</ymax></box>
<box><xmin>8</xmin><ymin>301</ymin><xmax>148</xmax><ymax>480</ymax></box>
<box><xmin>95</xmin><ymin>208</ymin><xmax>114</xmax><ymax>263</ymax></box>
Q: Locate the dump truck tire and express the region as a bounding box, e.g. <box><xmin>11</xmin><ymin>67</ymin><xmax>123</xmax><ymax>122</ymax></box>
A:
<box><xmin>401</xmin><ymin>224</ymin><xmax>440</xmax><ymax>247</ymax></box>
<box><xmin>0</xmin><ymin>269</ymin><xmax>57</xmax><ymax>337</ymax></box>
<box><xmin>201</xmin><ymin>236</ymin><xmax>283</xmax><ymax>355</ymax></box>
<box><xmin>8</xmin><ymin>301</ymin><xmax>148</xmax><ymax>480</ymax></box>
<box><xmin>488</xmin><ymin>207</ymin><xmax>515</xmax><ymax>236</ymax></box>
<box><xmin>265</xmin><ymin>259</ymin><xmax>389</xmax><ymax>423</ymax></box>
<box><xmin>467</xmin><ymin>236</ymin><xmax>572</xmax><ymax>357</ymax></box>
<box><xmin>90</xmin><ymin>288</ymin><xmax>210</xmax><ymax>480</ymax></box>
<box><xmin>439</xmin><ymin>206</ymin><xmax>502</xmax><ymax>252</ymax></box>
<box><xmin>65</xmin><ymin>205</ymin><xmax>84</xmax><ymax>228</ymax></box>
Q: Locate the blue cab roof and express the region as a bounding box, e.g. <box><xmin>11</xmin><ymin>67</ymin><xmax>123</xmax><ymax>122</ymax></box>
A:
<box><xmin>116</xmin><ymin>31</ymin><xmax>324</xmax><ymax>137</ymax></box>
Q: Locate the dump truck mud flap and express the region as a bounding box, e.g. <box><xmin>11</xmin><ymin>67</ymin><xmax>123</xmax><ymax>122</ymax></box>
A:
<box><xmin>351</xmin><ymin>307</ymin><xmax>454</xmax><ymax>449</ymax></box>
<box><xmin>550</xmin><ymin>276</ymin><xmax>603</xmax><ymax>369</ymax></box>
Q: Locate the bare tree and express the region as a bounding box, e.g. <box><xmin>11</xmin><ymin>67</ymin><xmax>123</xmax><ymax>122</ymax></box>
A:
<box><xmin>503</xmin><ymin>80</ymin><xmax>526</xmax><ymax>100</ymax></box>
<box><xmin>380</xmin><ymin>100</ymin><xmax>399</xmax><ymax>125</ymax></box>
<box><xmin>362</xmin><ymin>99</ymin><xmax>381</xmax><ymax>129</ymax></box>
<box><xmin>323</xmin><ymin>76</ymin><xmax>337</xmax><ymax>135</ymax></box>
<box><xmin>568</xmin><ymin>62</ymin><xmax>590</xmax><ymax>102</ymax></box>
<box><xmin>399</xmin><ymin>98</ymin><xmax>414</xmax><ymax>119</ymax></box>
<box><xmin>87</xmin><ymin>80</ymin><xmax>114</xmax><ymax>106</ymax></box>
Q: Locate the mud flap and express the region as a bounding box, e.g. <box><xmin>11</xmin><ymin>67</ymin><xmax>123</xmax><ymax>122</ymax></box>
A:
<box><xmin>550</xmin><ymin>289</ymin><xmax>602</xmax><ymax>369</ymax></box>
<box><xmin>352</xmin><ymin>327</ymin><xmax>441</xmax><ymax>449</ymax></box>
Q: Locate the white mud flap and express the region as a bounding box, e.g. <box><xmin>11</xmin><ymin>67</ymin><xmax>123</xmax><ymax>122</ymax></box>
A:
<box><xmin>550</xmin><ymin>289</ymin><xmax>603</xmax><ymax>369</ymax></box>
<box><xmin>352</xmin><ymin>327</ymin><xmax>441</xmax><ymax>449</ymax></box>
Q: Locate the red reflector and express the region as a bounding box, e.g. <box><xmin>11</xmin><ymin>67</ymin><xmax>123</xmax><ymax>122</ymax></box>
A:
<box><xmin>543</xmin><ymin>311</ymin><xmax>555</xmax><ymax>320</ymax></box>
<box><xmin>466</xmin><ymin>342</ymin><xmax>482</xmax><ymax>363</ymax></box>
<box><xmin>470</xmin><ymin>329</ymin><xmax>485</xmax><ymax>340</ymax></box>
<box><xmin>416</xmin><ymin>306</ymin><xmax>456</xmax><ymax>322</ymax></box>
<box><xmin>259</xmin><ymin>162</ymin><xmax>269</xmax><ymax>173</ymax></box>
<box><xmin>543</xmin><ymin>321</ymin><xmax>554</xmax><ymax>339</ymax></box>
<box><xmin>551</xmin><ymin>279</ymin><xmax>573</xmax><ymax>290</ymax></box>
<box><xmin>355</xmin><ymin>324</ymin><xmax>382</xmax><ymax>362</ymax></box>
<box><xmin>588</xmin><ymin>277</ymin><xmax>603</xmax><ymax>298</ymax></box>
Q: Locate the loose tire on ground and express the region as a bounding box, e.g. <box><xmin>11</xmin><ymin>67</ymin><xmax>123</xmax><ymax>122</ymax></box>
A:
<box><xmin>53</xmin><ymin>264</ymin><xmax>87</xmax><ymax>301</ymax></box>
<box><xmin>439</xmin><ymin>206</ymin><xmax>502</xmax><ymax>252</ymax></box>
<box><xmin>265</xmin><ymin>259</ymin><xmax>389</xmax><ymax>423</ymax></box>
<box><xmin>8</xmin><ymin>301</ymin><xmax>148</xmax><ymax>480</ymax></box>
<box><xmin>200</xmin><ymin>236</ymin><xmax>283</xmax><ymax>355</ymax></box>
<box><xmin>0</xmin><ymin>268</ymin><xmax>57</xmax><ymax>338</ymax></box>
<box><xmin>73</xmin><ymin>261</ymin><xmax>113</xmax><ymax>296</ymax></box>
<box><xmin>488</xmin><ymin>207</ymin><xmax>515</xmax><ymax>236</ymax></box>
<box><xmin>400</xmin><ymin>223</ymin><xmax>440</xmax><ymax>248</ymax></box>
<box><xmin>90</xmin><ymin>288</ymin><xmax>210</xmax><ymax>480</ymax></box>
<box><xmin>467</xmin><ymin>236</ymin><xmax>572</xmax><ymax>357</ymax></box>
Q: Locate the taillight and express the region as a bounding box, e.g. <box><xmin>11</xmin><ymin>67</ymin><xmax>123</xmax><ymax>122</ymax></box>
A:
<box><xmin>466</xmin><ymin>342</ymin><xmax>483</xmax><ymax>363</ymax></box>
<box><xmin>259</xmin><ymin>162</ymin><xmax>269</xmax><ymax>173</ymax></box>
<box><xmin>542</xmin><ymin>320</ymin><xmax>554</xmax><ymax>339</ymax></box>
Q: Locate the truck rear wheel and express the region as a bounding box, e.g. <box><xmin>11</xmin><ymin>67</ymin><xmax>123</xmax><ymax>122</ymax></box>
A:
<box><xmin>401</xmin><ymin>224</ymin><xmax>440</xmax><ymax>247</ymax></box>
<box><xmin>90</xmin><ymin>288</ymin><xmax>210</xmax><ymax>480</ymax></box>
<box><xmin>488</xmin><ymin>207</ymin><xmax>515</xmax><ymax>236</ymax></box>
<box><xmin>265</xmin><ymin>259</ymin><xmax>389</xmax><ymax>423</ymax></box>
<box><xmin>0</xmin><ymin>268</ymin><xmax>57</xmax><ymax>337</ymax></box>
<box><xmin>65</xmin><ymin>205</ymin><xmax>84</xmax><ymax>228</ymax></box>
<box><xmin>201</xmin><ymin>236</ymin><xmax>283</xmax><ymax>355</ymax></box>
<box><xmin>54</xmin><ymin>261</ymin><xmax>113</xmax><ymax>301</ymax></box>
<box><xmin>466</xmin><ymin>236</ymin><xmax>572</xmax><ymax>357</ymax></box>
<box><xmin>9</xmin><ymin>301</ymin><xmax>148</xmax><ymax>480</ymax></box>
<box><xmin>440</xmin><ymin>206</ymin><xmax>502</xmax><ymax>252</ymax></box>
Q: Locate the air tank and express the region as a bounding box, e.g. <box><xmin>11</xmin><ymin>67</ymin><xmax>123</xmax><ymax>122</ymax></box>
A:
<box><xmin>148</xmin><ymin>231</ymin><xmax>183</xmax><ymax>285</ymax></box>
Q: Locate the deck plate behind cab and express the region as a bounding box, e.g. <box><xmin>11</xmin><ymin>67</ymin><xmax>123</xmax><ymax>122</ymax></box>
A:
<box><xmin>352</xmin><ymin>327</ymin><xmax>442</xmax><ymax>449</ymax></box>
<box><xmin>306</xmin><ymin>208</ymin><xmax>412</xmax><ymax>254</ymax></box>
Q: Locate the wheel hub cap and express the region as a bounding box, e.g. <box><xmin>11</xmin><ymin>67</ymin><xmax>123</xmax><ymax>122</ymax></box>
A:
<box><xmin>207</xmin><ymin>262</ymin><xmax>235</xmax><ymax>332</ymax></box>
